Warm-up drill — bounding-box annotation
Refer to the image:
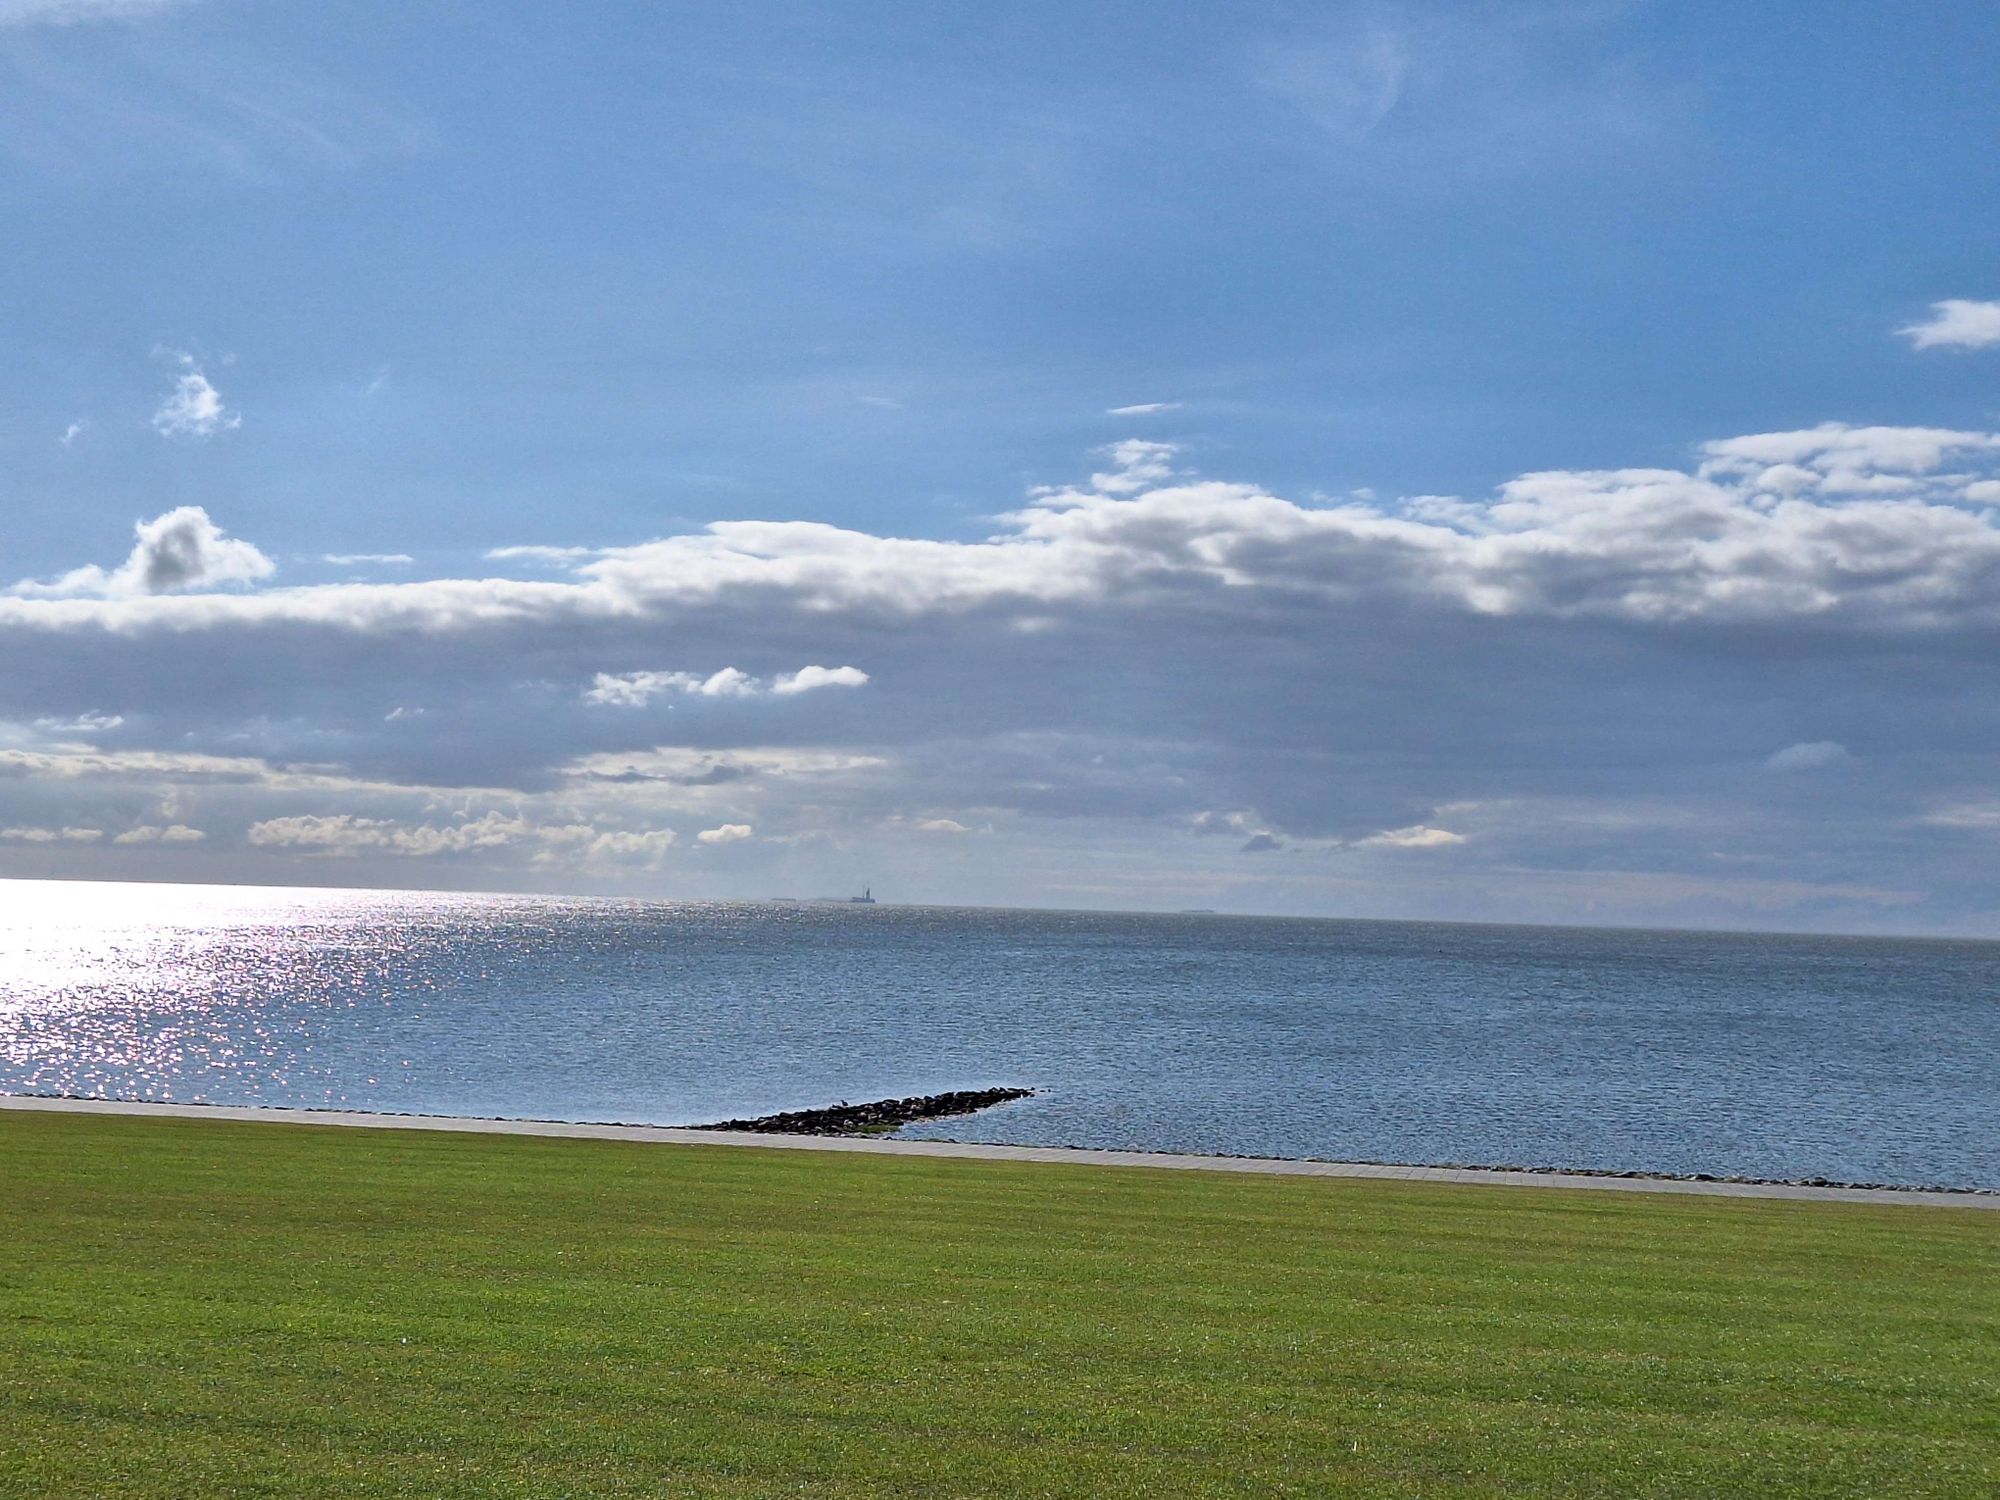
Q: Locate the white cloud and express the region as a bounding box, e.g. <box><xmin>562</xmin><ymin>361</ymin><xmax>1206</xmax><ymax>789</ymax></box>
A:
<box><xmin>111</xmin><ymin>823</ymin><xmax>205</xmax><ymax>845</ymax></box>
<box><xmin>911</xmin><ymin>817</ymin><xmax>970</xmax><ymax>834</ymax></box>
<box><xmin>8</xmin><ymin>506</ymin><xmax>273</xmax><ymax>598</ymax></box>
<box><xmin>695</xmin><ymin>667</ymin><xmax>758</xmax><ymax>698</ymax></box>
<box><xmin>119</xmin><ymin>507</ymin><xmax>271</xmax><ymax>593</ymax></box>
<box><xmin>696</xmin><ymin>822</ymin><xmax>752</xmax><ymax>845</ymax></box>
<box><xmin>585</xmin><ymin>671</ymin><xmax>696</xmax><ymax>708</ymax></box>
<box><xmin>58</xmin><ymin>421</ymin><xmax>84</xmax><ymax>448</ymax></box>
<box><xmin>323</xmin><ymin>553</ymin><xmax>414</xmax><ymax>567</ymax></box>
<box><xmin>1106</xmin><ymin>402</ymin><xmax>1181</xmax><ymax>416</ymax></box>
<box><xmin>0</xmin><ymin>0</ymin><xmax>180</xmax><ymax>26</ymax></box>
<box><xmin>771</xmin><ymin>664</ymin><xmax>869</xmax><ymax>695</ymax></box>
<box><xmin>1765</xmin><ymin>740</ymin><xmax>1851</xmax><ymax>772</ymax></box>
<box><xmin>1698</xmin><ymin>423</ymin><xmax>2000</xmax><ymax>495</ymax></box>
<box><xmin>573</xmin><ymin>828</ymin><xmax>678</xmax><ymax>862</ymax></box>
<box><xmin>1901</xmin><ymin>299</ymin><xmax>2000</xmax><ymax>351</ymax></box>
<box><xmin>526</xmin><ymin>824</ymin><xmax>679</xmax><ymax>865</ymax></box>
<box><xmin>151</xmin><ymin>352</ymin><xmax>240</xmax><ymax>440</ymax></box>
<box><xmin>588</xmin><ymin>664</ymin><xmax>868</xmax><ymax>706</ymax></box>
<box><xmin>583</xmin><ymin>669</ymin><xmax>747</xmax><ymax>706</ymax></box>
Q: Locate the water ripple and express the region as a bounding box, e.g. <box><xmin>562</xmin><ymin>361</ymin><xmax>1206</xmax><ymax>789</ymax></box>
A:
<box><xmin>2</xmin><ymin>879</ymin><xmax>1995</xmax><ymax>1186</ymax></box>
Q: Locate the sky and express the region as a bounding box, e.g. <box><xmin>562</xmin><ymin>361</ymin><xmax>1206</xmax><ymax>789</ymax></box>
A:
<box><xmin>4</xmin><ymin>0</ymin><xmax>2000</xmax><ymax>933</ymax></box>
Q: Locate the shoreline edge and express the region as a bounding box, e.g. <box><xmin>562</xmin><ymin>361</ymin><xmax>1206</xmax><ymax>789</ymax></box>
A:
<box><xmin>3</xmin><ymin>1092</ymin><xmax>1994</xmax><ymax>1210</ymax></box>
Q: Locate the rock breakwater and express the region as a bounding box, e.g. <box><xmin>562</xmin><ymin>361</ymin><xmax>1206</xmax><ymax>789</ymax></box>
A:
<box><xmin>697</xmin><ymin>1087</ymin><xmax>1035</xmax><ymax>1136</ymax></box>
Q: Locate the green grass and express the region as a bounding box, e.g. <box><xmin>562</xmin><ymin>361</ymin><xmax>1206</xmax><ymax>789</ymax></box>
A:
<box><xmin>2</xmin><ymin>1112</ymin><xmax>1996</xmax><ymax>1498</ymax></box>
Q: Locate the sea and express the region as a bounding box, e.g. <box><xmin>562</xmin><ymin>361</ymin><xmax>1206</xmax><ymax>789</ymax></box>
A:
<box><xmin>1</xmin><ymin>879</ymin><xmax>1995</xmax><ymax>1189</ymax></box>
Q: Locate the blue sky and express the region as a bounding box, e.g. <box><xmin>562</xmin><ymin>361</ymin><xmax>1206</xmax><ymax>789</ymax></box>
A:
<box><xmin>5</xmin><ymin>0</ymin><xmax>2000</xmax><ymax>931</ymax></box>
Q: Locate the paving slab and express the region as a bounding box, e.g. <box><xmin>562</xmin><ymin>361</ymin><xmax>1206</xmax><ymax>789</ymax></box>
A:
<box><xmin>3</xmin><ymin>1093</ymin><xmax>1993</xmax><ymax>1209</ymax></box>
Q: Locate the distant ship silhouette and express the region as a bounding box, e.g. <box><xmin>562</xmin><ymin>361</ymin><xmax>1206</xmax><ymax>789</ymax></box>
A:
<box><xmin>848</xmin><ymin>887</ymin><xmax>876</xmax><ymax>904</ymax></box>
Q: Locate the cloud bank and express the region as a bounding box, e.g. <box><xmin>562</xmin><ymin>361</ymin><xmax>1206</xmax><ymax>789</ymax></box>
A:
<box><xmin>4</xmin><ymin>426</ymin><xmax>2000</xmax><ymax>930</ymax></box>
<box><xmin>9</xmin><ymin>423</ymin><xmax>2000</xmax><ymax>633</ymax></box>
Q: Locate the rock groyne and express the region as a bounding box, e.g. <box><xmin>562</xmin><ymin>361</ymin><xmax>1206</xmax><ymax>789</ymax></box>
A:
<box><xmin>697</xmin><ymin>1087</ymin><xmax>1034</xmax><ymax>1136</ymax></box>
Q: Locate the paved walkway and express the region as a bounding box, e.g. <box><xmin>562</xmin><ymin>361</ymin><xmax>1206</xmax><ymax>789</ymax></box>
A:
<box><xmin>4</xmin><ymin>1093</ymin><xmax>1993</xmax><ymax>1209</ymax></box>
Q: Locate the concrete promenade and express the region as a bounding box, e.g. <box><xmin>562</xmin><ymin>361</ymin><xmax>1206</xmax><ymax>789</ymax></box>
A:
<box><xmin>5</xmin><ymin>1093</ymin><xmax>1994</xmax><ymax>1210</ymax></box>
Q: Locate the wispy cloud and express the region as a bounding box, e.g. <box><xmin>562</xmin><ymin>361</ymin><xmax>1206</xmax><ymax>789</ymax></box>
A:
<box><xmin>1256</xmin><ymin>23</ymin><xmax>1409</xmax><ymax>144</ymax></box>
<box><xmin>151</xmin><ymin>350</ymin><xmax>239</xmax><ymax>439</ymax></box>
<box><xmin>1354</xmin><ymin>825</ymin><xmax>1465</xmax><ymax>850</ymax></box>
<box><xmin>1901</xmin><ymin>299</ymin><xmax>2000</xmax><ymax>351</ymax></box>
<box><xmin>323</xmin><ymin>553</ymin><xmax>414</xmax><ymax>567</ymax></box>
<box><xmin>1923</xmin><ymin>803</ymin><xmax>2000</xmax><ymax>831</ymax></box>
<box><xmin>0</xmin><ymin>0</ymin><xmax>181</xmax><ymax>28</ymax></box>
<box><xmin>1087</xmin><ymin>439</ymin><xmax>1180</xmax><ymax>494</ymax></box>
<box><xmin>33</xmin><ymin>711</ymin><xmax>123</xmax><ymax>734</ymax></box>
<box><xmin>57</xmin><ymin>420</ymin><xmax>84</xmax><ymax>447</ymax></box>
<box><xmin>1766</xmin><ymin>741</ymin><xmax>1851</xmax><ymax>772</ymax></box>
<box><xmin>486</xmin><ymin>544</ymin><xmax>600</xmax><ymax>565</ymax></box>
<box><xmin>1250</xmin><ymin>6</ymin><xmax>1679</xmax><ymax>181</ymax></box>
<box><xmin>0</xmin><ymin>23</ymin><xmax>435</xmax><ymax>183</ymax></box>
<box><xmin>1107</xmin><ymin>401</ymin><xmax>1181</xmax><ymax>416</ymax></box>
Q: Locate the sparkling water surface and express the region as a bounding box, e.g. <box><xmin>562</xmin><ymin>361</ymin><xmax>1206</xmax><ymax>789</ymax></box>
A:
<box><xmin>2</xmin><ymin>879</ymin><xmax>1995</xmax><ymax>1187</ymax></box>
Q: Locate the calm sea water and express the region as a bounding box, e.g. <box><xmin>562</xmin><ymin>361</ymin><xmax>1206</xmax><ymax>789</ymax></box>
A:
<box><xmin>1</xmin><ymin>879</ymin><xmax>1995</xmax><ymax>1187</ymax></box>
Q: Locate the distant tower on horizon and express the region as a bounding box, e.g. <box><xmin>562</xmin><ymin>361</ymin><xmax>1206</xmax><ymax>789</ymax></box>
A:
<box><xmin>849</xmin><ymin>886</ymin><xmax>876</xmax><ymax>904</ymax></box>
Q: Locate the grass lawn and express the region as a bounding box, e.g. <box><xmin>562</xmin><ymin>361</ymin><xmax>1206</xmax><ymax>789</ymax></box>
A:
<box><xmin>2</xmin><ymin>1111</ymin><xmax>1996</xmax><ymax>1498</ymax></box>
